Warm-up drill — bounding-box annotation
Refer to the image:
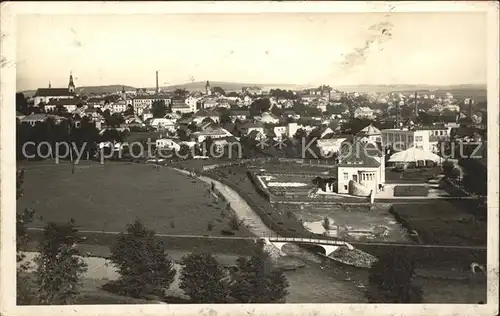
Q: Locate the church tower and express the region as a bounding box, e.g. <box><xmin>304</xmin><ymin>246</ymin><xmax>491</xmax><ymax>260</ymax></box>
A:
<box><xmin>68</xmin><ymin>72</ymin><xmax>76</xmax><ymax>94</ymax></box>
<box><xmin>121</xmin><ymin>85</ymin><xmax>127</xmax><ymax>100</ymax></box>
<box><xmin>205</xmin><ymin>80</ymin><xmax>211</xmax><ymax>95</ymax></box>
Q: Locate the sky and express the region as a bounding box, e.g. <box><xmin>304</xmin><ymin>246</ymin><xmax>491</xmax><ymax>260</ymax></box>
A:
<box><xmin>16</xmin><ymin>12</ymin><xmax>487</xmax><ymax>91</ymax></box>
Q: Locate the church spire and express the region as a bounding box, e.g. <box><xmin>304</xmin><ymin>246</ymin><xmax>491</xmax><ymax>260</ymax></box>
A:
<box><xmin>49</xmin><ymin>81</ymin><xmax>51</xmax><ymax>89</ymax></box>
<box><xmin>68</xmin><ymin>71</ymin><xmax>75</xmax><ymax>94</ymax></box>
<box><xmin>205</xmin><ymin>80</ymin><xmax>211</xmax><ymax>95</ymax></box>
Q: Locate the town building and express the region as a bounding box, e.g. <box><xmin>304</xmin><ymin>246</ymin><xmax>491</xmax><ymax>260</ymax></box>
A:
<box><xmin>255</xmin><ymin>112</ymin><xmax>280</xmax><ymax>124</ymax></box>
<box><xmin>337</xmin><ymin>140</ymin><xmax>385</xmax><ymax>196</ymax></box>
<box><xmin>353</xmin><ymin>107</ymin><xmax>375</xmax><ymax>119</ymax></box>
<box><xmin>381</xmin><ymin>125</ymin><xmax>452</xmax><ymax>153</ymax></box>
<box><xmin>242</xmin><ymin>86</ymin><xmax>263</xmax><ymax>96</ymax></box>
<box><xmin>192</xmin><ymin>126</ymin><xmax>233</xmax><ymax>143</ymax></box>
<box><xmin>239</xmin><ymin>121</ymin><xmax>265</xmax><ymax>136</ymax></box>
<box><xmin>171</xmin><ymin>99</ymin><xmax>193</xmax><ymax>114</ymax></box>
<box><xmin>192</xmin><ymin>109</ymin><xmax>221</xmax><ymax>124</ymax></box>
<box><xmin>44</xmin><ymin>97</ymin><xmax>84</xmax><ymax>113</ymax></box>
<box><xmin>111</xmin><ymin>100</ymin><xmax>128</xmax><ymax>113</ymax></box>
<box><xmin>132</xmin><ymin>95</ymin><xmax>170</xmax><ymax>116</ymax></box>
<box><xmin>33</xmin><ymin>73</ymin><xmax>76</xmax><ymax>106</ymax></box>
<box><xmin>20</xmin><ymin>113</ymin><xmax>66</xmax><ymax>126</ymax></box>
<box><xmin>357</xmin><ymin>124</ymin><xmax>381</xmax><ymax>144</ymax></box>
<box><xmin>156</xmin><ymin>138</ymin><xmax>181</xmax><ymax>151</ymax></box>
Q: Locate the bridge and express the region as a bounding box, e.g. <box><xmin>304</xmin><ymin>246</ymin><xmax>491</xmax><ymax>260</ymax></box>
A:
<box><xmin>261</xmin><ymin>236</ymin><xmax>354</xmax><ymax>257</ymax></box>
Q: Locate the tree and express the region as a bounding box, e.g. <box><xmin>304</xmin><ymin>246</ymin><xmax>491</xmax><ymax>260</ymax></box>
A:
<box><xmin>177</xmin><ymin>128</ymin><xmax>190</xmax><ymax>141</ymax></box>
<box><xmin>219</xmin><ymin>109</ymin><xmax>232</xmax><ymax>124</ymax></box>
<box><xmin>229</xmin><ymin>245</ymin><xmax>289</xmax><ymax>303</ymax></box>
<box><xmin>151</xmin><ymin>100</ymin><xmax>168</xmax><ymax>118</ymax></box>
<box><xmin>124</xmin><ymin>105</ymin><xmax>135</xmax><ymax>116</ymax></box>
<box><xmin>179</xmin><ymin>251</ymin><xmax>229</xmax><ymax>303</ymax></box>
<box><xmin>105</xmin><ymin>113</ymin><xmax>124</xmax><ymax>127</ymax></box>
<box><xmin>16</xmin><ymin>169</ymin><xmax>37</xmax><ymax>305</ymax></box>
<box><xmin>250</xmin><ymin>98</ymin><xmax>271</xmax><ymax>116</ymax></box>
<box><xmin>110</xmin><ymin>220</ymin><xmax>176</xmax><ymax>298</ymax></box>
<box><xmin>340</xmin><ymin>117</ymin><xmax>377</xmax><ymax>135</ymax></box>
<box><xmin>35</xmin><ymin>220</ymin><xmax>88</xmax><ymax>304</ymax></box>
<box><xmin>16</xmin><ymin>169</ymin><xmax>35</xmax><ymax>261</ymax></box>
<box><xmin>366</xmin><ymin>251</ymin><xmax>423</xmax><ymax>303</ymax></box>
<box><xmin>459</xmin><ymin>158</ymin><xmax>487</xmax><ymax>196</ymax></box>
<box><xmin>174</xmin><ymin>88</ymin><xmax>189</xmax><ymax>99</ymax></box>
<box><xmin>293</xmin><ymin>128</ymin><xmax>307</xmax><ymax>140</ymax></box>
<box><xmin>212</xmin><ymin>86</ymin><xmax>226</xmax><ymax>96</ymax></box>
<box><xmin>16</xmin><ymin>92</ymin><xmax>29</xmax><ymax>114</ymax></box>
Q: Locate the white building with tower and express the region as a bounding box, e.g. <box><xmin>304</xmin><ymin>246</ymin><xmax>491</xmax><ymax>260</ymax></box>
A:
<box><xmin>33</xmin><ymin>72</ymin><xmax>77</xmax><ymax>106</ymax></box>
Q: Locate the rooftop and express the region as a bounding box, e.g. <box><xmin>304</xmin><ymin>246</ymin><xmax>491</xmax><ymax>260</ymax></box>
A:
<box><xmin>34</xmin><ymin>88</ymin><xmax>72</xmax><ymax>97</ymax></box>
<box><xmin>338</xmin><ymin>140</ymin><xmax>381</xmax><ymax>168</ymax></box>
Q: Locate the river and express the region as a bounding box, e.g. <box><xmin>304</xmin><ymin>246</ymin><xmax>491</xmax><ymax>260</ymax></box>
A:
<box><xmin>173</xmin><ymin>167</ymin><xmax>369</xmax><ymax>303</ymax></box>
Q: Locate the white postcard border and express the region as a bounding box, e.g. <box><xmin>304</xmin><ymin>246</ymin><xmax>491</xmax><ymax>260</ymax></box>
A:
<box><xmin>1</xmin><ymin>2</ymin><xmax>498</xmax><ymax>316</ymax></box>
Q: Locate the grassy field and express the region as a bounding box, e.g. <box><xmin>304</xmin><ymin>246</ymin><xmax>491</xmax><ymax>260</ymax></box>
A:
<box><xmin>385</xmin><ymin>167</ymin><xmax>442</xmax><ymax>184</ymax></box>
<box><xmin>18</xmin><ymin>161</ymin><xmax>253</xmax><ymax>238</ymax></box>
<box><xmin>389</xmin><ymin>201</ymin><xmax>487</xmax><ymax>246</ymax></box>
<box><xmin>279</xmin><ymin>203</ymin><xmax>412</xmax><ymax>243</ymax></box>
<box><xmin>393</xmin><ymin>185</ymin><xmax>430</xmax><ymax>197</ymax></box>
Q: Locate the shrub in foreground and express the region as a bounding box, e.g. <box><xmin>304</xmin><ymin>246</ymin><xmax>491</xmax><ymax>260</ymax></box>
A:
<box><xmin>180</xmin><ymin>251</ymin><xmax>229</xmax><ymax>303</ymax></box>
<box><xmin>110</xmin><ymin>220</ymin><xmax>176</xmax><ymax>298</ymax></box>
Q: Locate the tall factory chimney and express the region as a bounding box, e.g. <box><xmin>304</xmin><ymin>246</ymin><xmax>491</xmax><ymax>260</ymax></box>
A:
<box><xmin>468</xmin><ymin>98</ymin><xmax>473</xmax><ymax>121</ymax></box>
<box><xmin>396</xmin><ymin>101</ymin><xmax>401</xmax><ymax>128</ymax></box>
<box><xmin>414</xmin><ymin>91</ymin><xmax>418</xmax><ymax>117</ymax></box>
<box><xmin>156</xmin><ymin>71</ymin><xmax>159</xmax><ymax>95</ymax></box>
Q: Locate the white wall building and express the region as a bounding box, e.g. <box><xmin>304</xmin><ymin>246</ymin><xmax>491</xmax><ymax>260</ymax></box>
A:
<box><xmin>156</xmin><ymin>138</ymin><xmax>181</xmax><ymax>151</ymax></box>
<box><xmin>354</xmin><ymin>107</ymin><xmax>375</xmax><ymax>119</ymax></box>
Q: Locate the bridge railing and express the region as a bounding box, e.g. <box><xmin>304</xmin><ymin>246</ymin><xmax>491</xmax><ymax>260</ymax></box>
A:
<box><xmin>261</xmin><ymin>233</ymin><xmax>354</xmax><ymax>250</ymax></box>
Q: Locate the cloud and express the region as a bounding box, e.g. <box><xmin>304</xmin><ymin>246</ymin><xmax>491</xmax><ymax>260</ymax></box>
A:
<box><xmin>340</xmin><ymin>20</ymin><xmax>394</xmax><ymax>70</ymax></box>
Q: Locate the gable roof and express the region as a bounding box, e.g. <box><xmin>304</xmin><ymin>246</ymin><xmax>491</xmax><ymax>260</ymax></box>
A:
<box><xmin>338</xmin><ymin>139</ymin><xmax>381</xmax><ymax>168</ymax></box>
<box><xmin>46</xmin><ymin>97</ymin><xmax>84</xmax><ymax>106</ymax></box>
<box><xmin>358</xmin><ymin>124</ymin><xmax>381</xmax><ymax>136</ymax></box>
<box><xmin>247</xmin><ymin>129</ymin><xmax>264</xmax><ymax>139</ymax></box>
<box><xmin>21</xmin><ymin>113</ymin><xmax>66</xmax><ymax>122</ymax></box>
<box><xmin>194</xmin><ymin>109</ymin><xmax>219</xmax><ymax>117</ymax></box>
<box><xmin>34</xmin><ymin>88</ymin><xmax>72</xmax><ymax>97</ymax></box>
<box><xmin>241</xmin><ymin>121</ymin><xmax>264</xmax><ymax>129</ymax></box>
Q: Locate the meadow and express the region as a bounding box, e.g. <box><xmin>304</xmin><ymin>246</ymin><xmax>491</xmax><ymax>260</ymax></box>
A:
<box><xmin>17</xmin><ymin>161</ymin><xmax>253</xmax><ymax>238</ymax></box>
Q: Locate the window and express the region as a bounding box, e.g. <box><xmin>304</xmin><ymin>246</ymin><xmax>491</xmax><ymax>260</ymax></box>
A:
<box><xmin>415</xmin><ymin>136</ymin><xmax>423</xmax><ymax>142</ymax></box>
<box><xmin>408</xmin><ymin>136</ymin><xmax>413</xmax><ymax>142</ymax></box>
<box><xmin>343</xmin><ymin>173</ymin><xmax>348</xmax><ymax>181</ymax></box>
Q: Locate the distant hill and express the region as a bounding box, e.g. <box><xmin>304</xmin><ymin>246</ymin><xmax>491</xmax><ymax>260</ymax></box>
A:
<box><xmin>336</xmin><ymin>84</ymin><xmax>486</xmax><ymax>93</ymax></box>
<box><xmin>20</xmin><ymin>85</ymin><xmax>136</xmax><ymax>97</ymax></box>
<box><xmin>160</xmin><ymin>81</ymin><xmax>300</xmax><ymax>92</ymax></box>
<box><xmin>20</xmin><ymin>83</ymin><xmax>487</xmax><ymax>101</ymax></box>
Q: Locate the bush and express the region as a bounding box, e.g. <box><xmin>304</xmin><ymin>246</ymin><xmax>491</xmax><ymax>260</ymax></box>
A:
<box><xmin>207</xmin><ymin>221</ymin><xmax>214</xmax><ymax>232</ymax></box>
<box><xmin>180</xmin><ymin>251</ymin><xmax>229</xmax><ymax>303</ymax></box>
<box><xmin>229</xmin><ymin>247</ymin><xmax>289</xmax><ymax>303</ymax></box>
<box><xmin>35</xmin><ymin>220</ymin><xmax>88</xmax><ymax>304</ymax></box>
<box><xmin>220</xmin><ymin>229</ymin><xmax>235</xmax><ymax>236</ymax></box>
<box><xmin>228</xmin><ymin>215</ymin><xmax>245</xmax><ymax>231</ymax></box>
<box><xmin>110</xmin><ymin>220</ymin><xmax>176</xmax><ymax>298</ymax></box>
<box><xmin>366</xmin><ymin>250</ymin><xmax>423</xmax><ymax>303</ymax></box>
